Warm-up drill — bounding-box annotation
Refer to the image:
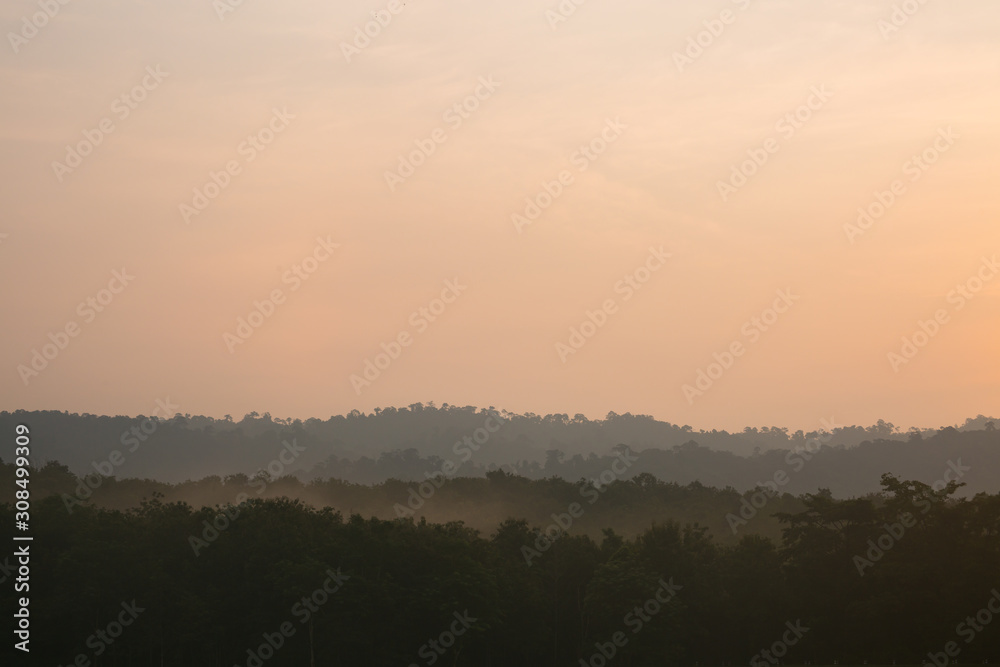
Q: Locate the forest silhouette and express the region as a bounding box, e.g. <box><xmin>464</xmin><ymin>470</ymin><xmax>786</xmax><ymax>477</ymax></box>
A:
<box><xmin>2</xmin><ymin>408</ymin><xmax>999</xmax><ymax>666</ymax></box>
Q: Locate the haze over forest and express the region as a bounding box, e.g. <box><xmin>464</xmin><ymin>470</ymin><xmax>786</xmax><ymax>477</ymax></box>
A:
<box><xmin>4</xmin><ymin>0</ymin><xmax>1000</xmax><ymax>664</ymax></box>
<box><xmin>3</xmin><ymin>406</ymin><xmax>997</xmax><ymax>495</ymax></box>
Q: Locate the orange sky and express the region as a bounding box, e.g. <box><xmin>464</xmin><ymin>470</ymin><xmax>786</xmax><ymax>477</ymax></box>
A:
<box><xmin>1</xmin><ymin>0</ymin><xmax>998</xmax><ymax>431</ymax></box>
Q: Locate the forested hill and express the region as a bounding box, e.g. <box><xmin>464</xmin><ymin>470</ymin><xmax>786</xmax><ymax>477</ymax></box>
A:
<box><xmin>1</xmin><ymin>407</ymin><xmax>997</xmax><ymax>496</ymax></box>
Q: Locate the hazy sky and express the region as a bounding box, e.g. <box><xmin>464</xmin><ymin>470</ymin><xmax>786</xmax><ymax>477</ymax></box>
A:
<box><xmin>2</xmin><ymin>0</ymin><xmax>998</xmax><ymax>431</ymax></box>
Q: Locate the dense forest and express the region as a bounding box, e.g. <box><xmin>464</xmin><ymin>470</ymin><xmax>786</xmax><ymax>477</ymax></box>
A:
<box><xmin>4</xmin><ymin>411</ymin><xmax>999</xmax><ymax>665</ymax></box>
<box><xmin>1</xmin><ymin>408</ymin><xmax>997</xmax><ymax>496</ymax></box>
<box><xmin>2</xmin><ymin>473</ymin><xmax>998</xmax><ymax>666</ymax></box>
<box><xmin>0</xmin><ymin>460</ymin><xmax>809</xmax><ymax>546</ymax></box>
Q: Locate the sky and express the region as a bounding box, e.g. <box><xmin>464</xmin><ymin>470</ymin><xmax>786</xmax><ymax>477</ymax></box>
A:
<box><xmin>1</xmin><ymin>0</ymin><xmax>998</xmax><ymax>431</ymax></box>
